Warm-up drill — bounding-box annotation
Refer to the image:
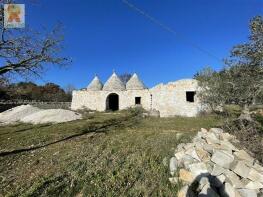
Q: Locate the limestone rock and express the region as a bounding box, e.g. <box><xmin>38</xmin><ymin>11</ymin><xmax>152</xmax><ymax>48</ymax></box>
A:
<box><xmin>177</xmin><ymin>143</ymin><xmax>186</xmax><ymax>152</ymax></box>
<box><xmin>219</xmin><ymin>140</ymin><xmax>238</xmax><ymax>151</ymax></box>
<box><xmin>219</xmin><ymin>132</ymin><xmax>234</xmax><ymax>141</ymax></box>
<box><xmin>244</xmin><ymin>180</ymin><xmax>263</xmax><ymax>190</ymax></box>
<box><xmin>181</xmin><ymin>155</ymin><xmax>198</xmax><ymax>169</ymax></box>
<box><xmin>195</xmin><ymin>147</ymin><xmax>210</xmax><ymax>162</ymax></box>
<box><xmin>169</xmin><ymin>157</ymin><xmax>178</xmax><ymax>175</ymax></box>
<box><xmin>206</xmin><ymin>132</ymin><xmax>220</xmax><ymax>145</ymax></box>
<box><xmin>211</xmin><ymin>150</ymin><xmax>234</xmax><ymax>169</ymax></box>
<box><xmin>200</xmin><ymin>128</ymin><xmax>208</xmax><ymax>133</ymax></box>
<box><xmin>232</xmin><ymin>161</ymin><xmax>250</xmax><ymax>179</ymax></box>
<box><xmin>247</xmin><ymin>168</ymin><xmax>263</xmax><ymax>183</ymax></box>
<box><xmin>184</xmin><ymin>143</ymin><xmax>195</xmax><ymax>150</ymax></box>
<box><xmin>224</xmin><ymin>170</ymin><xmax>244</xmax><ymax>188</ymax></box>
<box><xmin>189</xmin><ymin>162</ymin><xmax>208</xmax><ymax>178</ymax></box>
<box><xmin>185</xmin><ymin>148</ymin><xmax>201</xmax><ymax>161</ymax></box>
<box><xmin>175</xmin><ymin>150</ymin><xmax>185</xmax><ymax>161</ymax></box>
<box><xmin>237</xmin><ymin>188</ymin><xmax>257</xmax><ymax>197</ymax></box>
<box><xmin>211</xmin><ymin>164</ymin><xmax>226</xmax><ymax>176</ymax></box>
<box><xmin>234</xmin><ymin>150</ymin><xmax>253</xmax><ymax>162</ymax></box>
<box><xmin>179</xmin><ymin>169</ymin><xmax>194</xmax><ymax>183</ymax></box>
<box><xmin>203</xmin><ymin>143</ymin><xmax>214</xmax><ymax>154</ymax></box>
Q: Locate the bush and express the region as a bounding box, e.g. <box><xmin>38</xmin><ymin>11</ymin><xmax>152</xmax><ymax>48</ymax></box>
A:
<box><xmin>223</xmin><ymin>117</ymin><xmax>263</xmax><ymax>163</ymax></box>
<box><xmin>223</xmin><ymin>105</ymin><xmax>242</xmax><ymax>117</ymax></box>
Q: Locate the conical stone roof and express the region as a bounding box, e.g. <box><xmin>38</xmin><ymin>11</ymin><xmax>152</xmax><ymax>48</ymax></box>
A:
<box><xmin>87</xmin><ymin>75</ymin><xmax>103</xmax><ymax>90</ymax></box>
<box><xmin>126</xmin><ymin>73</ymin><xmax>146</xmax><ymax>90</ymax></box>
<box><xmin>103</xmin><ymin>72</ymin><xmax>125</xmax><ymax>91</ymax></box>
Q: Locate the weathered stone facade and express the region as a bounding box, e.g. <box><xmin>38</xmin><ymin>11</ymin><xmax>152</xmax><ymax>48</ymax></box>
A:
<box><xmin>71</xmin><ymin>72</ymin><xmax>204</xmax><ymax>117</ymax></box>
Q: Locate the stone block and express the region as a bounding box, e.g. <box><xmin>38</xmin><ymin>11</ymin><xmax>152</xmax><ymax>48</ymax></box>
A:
<box><xmin>179</xmin><ymin>169</ymin><xmax>194</xmax><ymax>183</ymax></box>
<box><xmin>211</xmin><ymin>150</ymin><xmax>234</xmax><ymax>169</ymax></box>
<box><xmin>189</xmin><ymin>162</ymin><xmax>208</xmax><ymax>178</ymax></box>
<box><xmin>224</xmin><ymin>170</ymin><xmax>244</xmax><ymax>188</ymax></box>
<box><xmin>203</xmin><ymin>143</ymin><xmax>214</xmax><ymax>154</ymax></box>
<box><xmin>248</xmin><ymin>168</ymin><xmax>263</xmax><ymax>183</ymax></box>
<box><xmin>211</xmin><ymin>164</ymin><xmax>226</xmax><ymax>176</ymax></box>
<box><xmin>219</xmin><ymin>140</ymin><xmax>238</xmax><ymax>151</ymax></box>
<box><xmin>175</xmin><ymin>150</ymin><xmax>185</xmax><ymax>161</ymax></box>
<box><xmin>181</xmin><ymin>154</ymin><xmax>199</xmax><ymax>170</ymax></box>
<box><xmin>195</xmin><ymin>147</ymin><xmax>210</xmax><ymax>162</ymax></box>
<box><xmin>169</xmin><ymin>157</ymin><xmax>178</xmax><ymax>176</ymax></box>
<box><xmin>237</xmin><ymin>188</ymin><xmax>257</xmax><ymax>197</ymax></box>
<box><xmin>185</xmin><ymin>148</ymin><xmax>201</xmax><ymax>161</ymax></box>
<box><xmin>201</xmin><ymin>128</ymin><xmax>208</xmax><ymax>133</ymax></box>
<box><xmin>234</xmin><ymin>150</ymin><xmax>253</xmax><ymax>162</ymax></box>
<box><xmin>219</xmin><ymin>132</ymin><xmax>234</xmax><ymax>141</ymax></box>
<box><xmin>244</xmin><ymin>180</ymin><xmax>263</xmax><ymax>190</ymax></box>
<box><xmin>206</xmin><ymin>132</ymin><xmax>220</xmax><ymax>145</ymax></box>
<box><xmin>232</xmin><ymin>161</ymin><xmax>250</xmax><ymax>179</ymax></box>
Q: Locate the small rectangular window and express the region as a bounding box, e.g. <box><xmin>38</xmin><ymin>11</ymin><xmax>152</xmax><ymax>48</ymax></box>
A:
<box><xmin>135</xmin><ymin>97</ymin><xmax>141</xmax><ymax>104</ymax></box>
<box><xmin>186</xmin><ymin>91</ymin><xmax>196</xmax><ymax>102</ymax></box>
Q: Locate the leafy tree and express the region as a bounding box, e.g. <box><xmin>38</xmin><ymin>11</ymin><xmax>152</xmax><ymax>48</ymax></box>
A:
<box><xmin>195</xmin><ymin>16</ymin><xmax>263</xmax><ymax>118</ymax></box>
<box><xmin>0</xmin><ymin>82</ymin><xmax>71</xmax><ymax>101</ymax></box>
<box><xmin>0</xmin><ymin>1</ymin><xmax>70</xmax><ymax>79</ymax></box>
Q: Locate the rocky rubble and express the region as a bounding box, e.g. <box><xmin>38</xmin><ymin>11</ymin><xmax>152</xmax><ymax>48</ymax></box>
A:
<box><xmin>169</xmin><ymin>128</ymin><xmax>263</xmax><ymax>197</ymax></box>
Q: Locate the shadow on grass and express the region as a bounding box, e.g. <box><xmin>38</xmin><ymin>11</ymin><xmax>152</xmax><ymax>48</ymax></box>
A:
<box><xmin>0</xmin><ymin>124</ymin><xmax>53</xmax><ymax>136</ymax></box>
<box><xmin>0</xmin><ymin>113</ymin><xmax>139</xmax><ymax>157</ymax></box>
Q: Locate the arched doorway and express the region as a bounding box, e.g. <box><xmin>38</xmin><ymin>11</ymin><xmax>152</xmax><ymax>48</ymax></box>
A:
<box><xmin>106</xmin><ymin>93</ymin><xmax>119</xmax><ymax>111</ymax></box>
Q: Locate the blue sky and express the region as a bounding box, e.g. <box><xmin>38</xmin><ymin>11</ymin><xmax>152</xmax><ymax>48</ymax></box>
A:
<box><xmin>24</xmin><ymin>0</ymin><xmax>262</xmax><ymax>89</ymax></box>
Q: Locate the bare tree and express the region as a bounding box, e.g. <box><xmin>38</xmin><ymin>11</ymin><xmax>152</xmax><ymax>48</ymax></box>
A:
<box><xmin>0</xmin><ymin>1</ymin><xmax>70</xmax><ymax>79</ymax></box>
<box><xmin>119</xmin><ymin>73</ymin><xmax>132</xmax><ymax>84</ymax></box>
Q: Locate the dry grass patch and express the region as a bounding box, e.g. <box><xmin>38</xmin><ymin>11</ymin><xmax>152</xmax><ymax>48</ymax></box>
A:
<box><xmin>0</xmin><ymin>111</ymin><xmax>223</xmax><ymax>196</ymax></box>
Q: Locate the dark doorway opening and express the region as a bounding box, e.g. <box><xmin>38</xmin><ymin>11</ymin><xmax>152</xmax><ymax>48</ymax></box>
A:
<box><xmin>106</xmin><ymin>93</ymin><xmax>119</xmax><ymax>111</ymax></box>
<box><xmin>135</xmin><ymin>97</ymin><xmax>141</xmax><ymax>105</ymax></box>
<box><xmin>186</xmin><ymin>91</ymin><xmax>196</xmax><ymax>102</ymax></box>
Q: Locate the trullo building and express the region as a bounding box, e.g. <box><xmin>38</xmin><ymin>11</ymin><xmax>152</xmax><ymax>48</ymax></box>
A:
<box><xmin>71</xmin><ymin>72</ymin><xmax>203</xmax><ymax>117</ymax></box>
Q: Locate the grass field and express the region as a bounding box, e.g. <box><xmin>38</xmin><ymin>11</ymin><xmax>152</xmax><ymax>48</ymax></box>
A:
<box><xmin>0</xmin><ymin>110</ymin><xmax>224</xmax><ymax>196</ymax></box>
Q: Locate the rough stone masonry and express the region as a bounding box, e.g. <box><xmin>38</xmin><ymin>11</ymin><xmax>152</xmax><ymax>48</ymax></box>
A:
<box><xmin>169</xmin><ymin>128</ymin><xmax>263</xmax><ymax>197</ymax></box>
<box><xmin>71</xmin><ymin>72</ymin><xmax>206</xmax><ymax>117</ymax></box>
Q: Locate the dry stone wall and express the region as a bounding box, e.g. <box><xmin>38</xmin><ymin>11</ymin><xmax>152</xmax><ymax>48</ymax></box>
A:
<box><xmin>169</xmin><ymin>128</ymin><xmax>263</xmax><ymax>197</ymax></box>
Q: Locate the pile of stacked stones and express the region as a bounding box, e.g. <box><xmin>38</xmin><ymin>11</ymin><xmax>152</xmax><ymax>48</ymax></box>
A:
<box><xmin>169</xmin><ymin>128</ymin><xmax>263</xmax><ymax>197</ymax></box>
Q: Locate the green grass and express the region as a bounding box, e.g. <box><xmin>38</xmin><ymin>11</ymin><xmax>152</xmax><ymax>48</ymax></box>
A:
<box><xmin>0</xmin><ymin>111</ymin><xmax>223</xmax><ymax>196</ymax></box>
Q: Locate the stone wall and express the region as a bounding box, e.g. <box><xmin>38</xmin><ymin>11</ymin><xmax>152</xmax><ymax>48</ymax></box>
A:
<box><xmin>71</xmin><ymin>79</ymin><xmax>204</xmax><ymax>117</ymax></box>
<box><xmin>169</xmin><ymin>128</ymin><xmax>263</xmax><ymax>196</ymax></box>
